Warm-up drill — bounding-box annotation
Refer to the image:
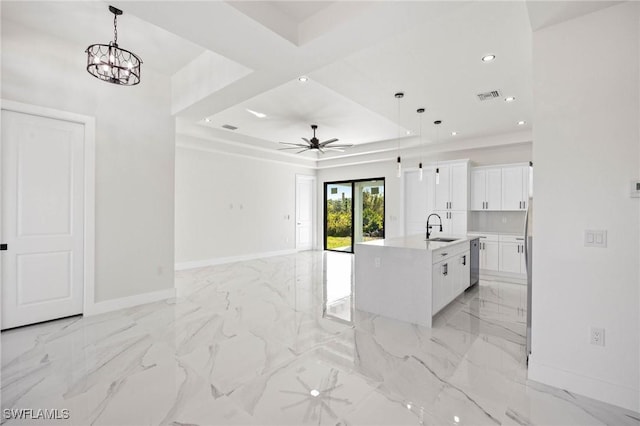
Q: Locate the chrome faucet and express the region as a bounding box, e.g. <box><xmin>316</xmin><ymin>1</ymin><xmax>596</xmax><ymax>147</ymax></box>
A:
<box><xmin>426</xmin><ymin>213</ymin><xmax>443</xmax><ymax>240</ymax></box>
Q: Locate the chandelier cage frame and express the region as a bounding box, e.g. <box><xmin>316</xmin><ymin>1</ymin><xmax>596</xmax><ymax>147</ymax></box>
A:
<box><xmin>85</xmin><ymin>6</ymin><xmax>142</xmax><ymax>86</ymax></box>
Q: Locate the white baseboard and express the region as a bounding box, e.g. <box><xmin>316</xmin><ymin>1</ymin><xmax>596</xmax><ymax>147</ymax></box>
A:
<box><xmin>84</xmin><ymin>287</ymin><xmax>176</xmax><ymax>316</ymax></box>
<box><xmin>175</xmin><ymin>249</ymin><xmax>301</xmax><ymax>271</ymax></box>
<box><xmin>528</xmin><ymin>357</ymin><xmax>640</xmax><ymax>412</ymax></box>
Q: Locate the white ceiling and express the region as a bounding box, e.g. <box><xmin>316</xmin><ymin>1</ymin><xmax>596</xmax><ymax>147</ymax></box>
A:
<box><xmin>1</xmin><ymin>1</ymin><xmax>204</xmax><ymax>76</ymax></box>
<box><xmin>201</xmin><ymin>78</ymin><xmax>406</xmax><ymax>147</ymax></box>
<box><xmin>3</xmin><ymin>1</ymin><xmax>618</xmax><ymax>164</ymax></box>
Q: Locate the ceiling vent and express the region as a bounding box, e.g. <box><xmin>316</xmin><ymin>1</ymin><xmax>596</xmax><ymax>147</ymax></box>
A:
<box><xmin>476</xmin><ymin>90</ymin><xmax>501</xmax><ymax>102</ymax></box>
<box><xmin>222</xmin><ymin>124</ymin><xmax>238</xmax><ymax>130</ymax></box>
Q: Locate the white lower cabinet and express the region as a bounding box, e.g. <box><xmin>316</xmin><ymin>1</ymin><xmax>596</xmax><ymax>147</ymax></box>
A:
<box><xmin>471</xmin><ymin>233</ymin><xmax>526</xmax><ymax>276</ymax></box>
<box><xmin>432</xmin><ymin>258</ymin><xmax>451</xmax><ymax>313</ymax></box>
<box><xmin>498</xmin><ymin>236</ymin><xmax>526</xmax><ymax>274</ymax></box>
<box><xmin>480</xmin><ymin>239</ymin><xmax>500</xmax><ymax>271</ymax></box>
<box><xmin>432</xmin><ymin>248</ymin><xmax>471</xmax><ymax>314</ymax></box>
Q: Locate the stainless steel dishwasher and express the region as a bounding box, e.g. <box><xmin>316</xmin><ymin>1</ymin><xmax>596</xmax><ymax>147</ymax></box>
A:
<box><xmin>469</xmin><ymin>238</ymin><xmax>480</xmax><ymax>287</ymax></box>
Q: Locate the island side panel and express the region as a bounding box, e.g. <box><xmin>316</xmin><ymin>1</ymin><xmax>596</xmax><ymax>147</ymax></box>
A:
<box><xmin>354</xmin><ymin>244</ymin><xmax>433</xmax><ymax>327</ymax></box>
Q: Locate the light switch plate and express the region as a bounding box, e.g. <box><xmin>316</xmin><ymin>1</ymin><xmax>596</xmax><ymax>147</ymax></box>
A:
<box><xmin>585</xmin><ymin>230</ymin><xmax>607</xmax><ymax>248</ymax></box>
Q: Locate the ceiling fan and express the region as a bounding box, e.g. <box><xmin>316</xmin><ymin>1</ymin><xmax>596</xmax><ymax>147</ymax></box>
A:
<box><xmin>279</xmin><ymin>124</ymin><xmax>353</xmax><ymax>153</ymax></box>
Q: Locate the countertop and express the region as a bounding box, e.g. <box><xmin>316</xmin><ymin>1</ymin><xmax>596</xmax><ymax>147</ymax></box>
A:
<box><xmin>356</xmin><ymin>234</ymin><xmax>472</xmax><ymax>251</ymax></box>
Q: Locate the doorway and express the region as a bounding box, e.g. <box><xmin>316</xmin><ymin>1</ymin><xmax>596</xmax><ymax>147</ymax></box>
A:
<box><xmin>295</xmin><ymin>175</ymin><xmax>315</xmax><ymax>250</ymax></box>
<box><xmin>1</xmin><ymin>102</ymin><xmax>95</xmax><ymax>330</ymax></box>
<box><xmin>324</xmin><ymin>178</ymin><xmax>385</xmax><ymax>253</ymax></box>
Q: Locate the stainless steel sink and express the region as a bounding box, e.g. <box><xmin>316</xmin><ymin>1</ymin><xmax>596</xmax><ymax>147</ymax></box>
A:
<box><xmin>426</xmin><ymin>237</ymin><xmax>459</xmax><ymax>243</ymax></box>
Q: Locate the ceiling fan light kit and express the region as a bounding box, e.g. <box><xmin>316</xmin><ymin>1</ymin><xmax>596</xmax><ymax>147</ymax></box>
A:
<box><xmin>278</xmin><ymin>124</ymin><xmax>353</xmax><ymax>154</ymax></box>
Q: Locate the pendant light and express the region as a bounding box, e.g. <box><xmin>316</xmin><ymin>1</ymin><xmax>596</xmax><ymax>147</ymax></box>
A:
<box><xmin>434</xmin><ymin>120</ymin><xmax>442</xmax><ymax>184</ymax></box>
<box><xmin>86</xmin><ymin>5</ymin><xmax>143</xmax><ymax>86</ymax></box>
<box><xmin>417</xmin><ymin>108</ymin><xmax>425</xmax><ymax>181</ymax></box>
<box><xmin>395</xmin><ymin>92</ymin><xmax>404</xmax><ymax>178</ymax></box>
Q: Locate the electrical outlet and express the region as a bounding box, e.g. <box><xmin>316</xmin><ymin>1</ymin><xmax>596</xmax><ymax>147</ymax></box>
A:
<box><xmin>590</xmin><ymin>327</ymin><xmax>605</xmax><ymax>346</ymax></box>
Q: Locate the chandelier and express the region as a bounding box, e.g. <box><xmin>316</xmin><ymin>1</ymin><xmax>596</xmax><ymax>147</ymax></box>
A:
<box><xmin>85</xmin><ymin>6</ymin><xmax>142</xmax><ymax>86</ymax></box>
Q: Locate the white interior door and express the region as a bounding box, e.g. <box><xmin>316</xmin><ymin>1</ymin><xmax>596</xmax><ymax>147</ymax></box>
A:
<box><xmin>295</xmin><ymin>175</ymin><xmax>314</xmax><ymax>250</ymax></box>
<box><xmin>1</xmin><ymin>110</ymin><xmax>85</xmax><ymax>329</ymax></box>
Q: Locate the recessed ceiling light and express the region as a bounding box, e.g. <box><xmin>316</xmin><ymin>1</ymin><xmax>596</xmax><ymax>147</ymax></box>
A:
<box><xmin>309</xmin><ymin>389</ymin><xmax>320</xmax><ymax>397</ymax></box>
<box><xmin>451</xmin><ymin>131</ymin><xmax>457</xmax><ymax>136</ymax></box>
<box><xmin>505</xmin><ymin>96</ymin><xmax>516</xmax><ymax>102</ymax></box>
<box><xmin>204</xmin><ymin>118</ymin><xmax>211</xmax><ymax>123</ymax></box>
<box><xmin>246</xmin><ymin>108</ymin><xmax>267</xmax><ymax>118</ymax></box>
<box><xmin>406</xmin><ymin>130</ymin><xmax>411</xmax><ymax>135</ymax></box>
<box><xmin>454</xmin><ymin>416</ymin><xmax>460</xmax><ymax>423</ymax></box>
<box><xmin>482</xmin><ymin>54</ymin><xmax>496</xmax><ymax>62</ymax></box>
<box><xmin>517</xmin><ymin>120</ymin><xmax>526</xmax><ymax>125</ymax></box>
<box><xmin>298</xmin><ymin>76</ymin><xmax>308</xmax><ymax>82</ymax></box>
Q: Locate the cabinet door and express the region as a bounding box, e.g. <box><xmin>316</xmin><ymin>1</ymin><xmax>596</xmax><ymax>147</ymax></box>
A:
<box><xmin>450</xmin><ymin>163</ymin><xmax>468</xmax><ymax>211</ymax></box>
<box><xmin>449</xmin><ymin>211</ymin><xmax>467</xmax><ymax>236</ymax></box>
<box><xmin>500</xmin><ymin>242</ymin><xmax>521</xmax><ymax>273</ymax></box>
<box><xmin>470</xmin><ymin>169</ymin><xmax>486</xmax><ymax>211</ymax></box>
<box><xmin>484</xmin><ymin>241</ymin><xmax>500</xmax><ymax>271</ymax></box>
<box><xmin>486</xmin><ymin>168</ymin><xmax>502</xmax><ymax>210</ymax></box>
<box><xmin>456</xmin><ymin>251</ymin><xmax>471</xmax><ymax>292</ymax></box>
<box><xmin>434</xmin><ymin>166</ymin><xmax>450</xmax><ymax>211</ymax></box>
<box><xmin>404</xmin><ymin>170</ymin><xmax>428</xmax><ymax>235</ymax></box>
<box><xmin>521</xmin><ymin>166</ymin><xmax>530</xmax><ymax>209</ymax></box>
<box><xmin>501</xmin><ymin>166</ymin><xmax>525</xmax><ymax>210</ymax></box>
<box><xmin>432</xmin><ymin>260</ymin><xmax>448</xmax><ymax>313</ymax></box>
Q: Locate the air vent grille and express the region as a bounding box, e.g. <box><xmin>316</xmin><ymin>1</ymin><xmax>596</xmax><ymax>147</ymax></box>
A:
<box><xmin>222</xmin><ymin>124</ymin><xmax>238</xmax><ymax>130</ymax></box>
<box><xmin>476</xmin><ymin>90</ymin><xmax>501</xmax><ymax>101</ymax></box>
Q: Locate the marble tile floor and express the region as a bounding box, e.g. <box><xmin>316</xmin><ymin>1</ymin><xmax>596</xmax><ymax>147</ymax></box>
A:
<box><xmin>2</xmin><ymin>251</ymin><xmax>639</xmax><ymax>426</ymax></box>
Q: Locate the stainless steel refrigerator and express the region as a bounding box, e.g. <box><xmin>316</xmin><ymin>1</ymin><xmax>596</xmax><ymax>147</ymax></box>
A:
<box><xmin>525</xmin><ymin>196</ymin><xmax>533</xmax><ymax>362</ymax></box>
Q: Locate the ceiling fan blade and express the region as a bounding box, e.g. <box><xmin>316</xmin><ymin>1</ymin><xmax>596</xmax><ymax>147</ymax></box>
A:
<box><xmin>319</xmin><ymin>138</ymin><xmax>339</xmax><ymax>147</ymax></box>
<box><xmin>278</xmin><ymin>146</ymin><xmax>307</xmax><ymax>150</ymax></box>
<box><xmin>279</xmin><ymin>142</ymin><xmax>309</xmax><ymax>147</ymax></box>
<box><xmin>296</xmin><ymin>148</ymin><xmax>312</xmax><ymax>154</ymax></box>
<box><xmin>302</xmin><ymin>137</ymin><xmax>311</xmax><ymax>144</ymax></box>
<box><xmin>322</xmin><ymin>144</ymin><xmax>352</xmax><ymax>148</ymax></box>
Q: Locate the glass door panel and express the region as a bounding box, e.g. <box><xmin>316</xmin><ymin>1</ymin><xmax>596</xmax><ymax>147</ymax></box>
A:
<box><xmin>325</xmin><ymin>182</ymin><xmax>353</xmax><ymax>252</ymax></box>
<box><xmin>354</xmin><ymin>180</ymin><xmax>385</xmax><ymax>245</ymax></box>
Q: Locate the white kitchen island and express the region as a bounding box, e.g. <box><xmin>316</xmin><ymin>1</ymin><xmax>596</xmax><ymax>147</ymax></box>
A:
<box><xmin>354</xmin><ymin>235</ymin><xmax>472</xmax><ymax>327</ymax></box>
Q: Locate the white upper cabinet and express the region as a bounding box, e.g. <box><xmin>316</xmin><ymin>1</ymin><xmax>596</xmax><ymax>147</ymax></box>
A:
<box><xmin>501</xmin><ymin>165</ymin><xmax>529</xmax><ymax>211</ymax></box>
<box><xmin>470</xmin><ymin>168</ymin><xmax>502</xmax><ymax>211</ymax></box>
<box><xmin>404</xmin><ymin>169</ymin><xmax>434</xmax><ymax>235</ymax></box>
<box><xmin>434</xmin><ymin>166</ymin><xmax>451</xmax><ymax>211</ymax></box>
<box><xmin>450</xmin><ymin>163</ymin><xmax>468</xmax><ymax>211</ymax></box>
<box><xmin>434</xmin><ymin>162</ymin><xmax>468</xmax><ymax>211</ymax></box>
<box><xmin>471</xmin><ymin>163</ymin><xmax>529</xmax><ymax>211</ymax></box>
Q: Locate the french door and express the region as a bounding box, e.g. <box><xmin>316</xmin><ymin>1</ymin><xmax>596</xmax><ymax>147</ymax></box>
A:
<box><xmin>324</xmin><ymin>178</ymin><xmax>385</xmax><ymax>253</ymax></box>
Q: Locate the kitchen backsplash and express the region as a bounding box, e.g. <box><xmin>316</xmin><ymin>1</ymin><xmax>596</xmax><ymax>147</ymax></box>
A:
<box><xmin>469</xmin><ymin>211</ymin><xmax>525</xmax><ymax>234</ymax></box>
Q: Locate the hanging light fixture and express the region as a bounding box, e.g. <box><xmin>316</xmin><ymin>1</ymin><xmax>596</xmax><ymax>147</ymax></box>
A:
<box><xmin>395</xmin><ymin>92</ymin><xmax>404</xmax><ymax>178</ymax></box>
<box><xmin>434</xmin><ymin>120</ymin><xmax>442</xmax><ymax>184</ymax></box>
<box><xmin>417</xmin><ymin>108</ymin><xmax>425</xmax><ymax>181</ymax></box>
<box><xmin>86</xmin><ymin>6</ymin><xmax>142</xmax><ymax>86</ymax></box>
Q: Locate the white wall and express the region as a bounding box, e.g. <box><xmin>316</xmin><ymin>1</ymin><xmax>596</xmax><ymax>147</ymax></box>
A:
<box><xmin>175</xmin><ymin>138</ymin><xmax>315</xmax><ymax>266</ymax></box>
<box><xmin>529</xmin><ymin>3</ymin><xmax>640</xmax><ymax>411</ymax></box>
<box><xmin>316</xmin><ymin>142</ymin><xmax>532</xmax><ymax>247</ymax></box>
<box><xmin>1</xmin><ymin>20</ymin><xmax>175</xmax><ymax>303</ymax></box>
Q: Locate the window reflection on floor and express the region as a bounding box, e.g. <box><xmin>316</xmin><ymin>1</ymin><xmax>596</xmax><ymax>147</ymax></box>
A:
<box><xmin>323</xmin><ymin>251</ymin><xmax>353</xmax><ymax>323</ymax></box>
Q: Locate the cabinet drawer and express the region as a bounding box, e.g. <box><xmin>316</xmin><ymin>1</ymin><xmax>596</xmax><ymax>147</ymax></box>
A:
<box><xmin>432</xmin><ymin>241</ymin><xmax>469</xmax><ymax>263</ymax></box>
<box><xmin>499</xmin><ymin>235</ymin><xmax>525</xmax><ymax>243</ymax></box>
<box><xmin>469</xmin><ymin>233</ymin><xmax>500</xmax><ymax>242</ymax></box>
